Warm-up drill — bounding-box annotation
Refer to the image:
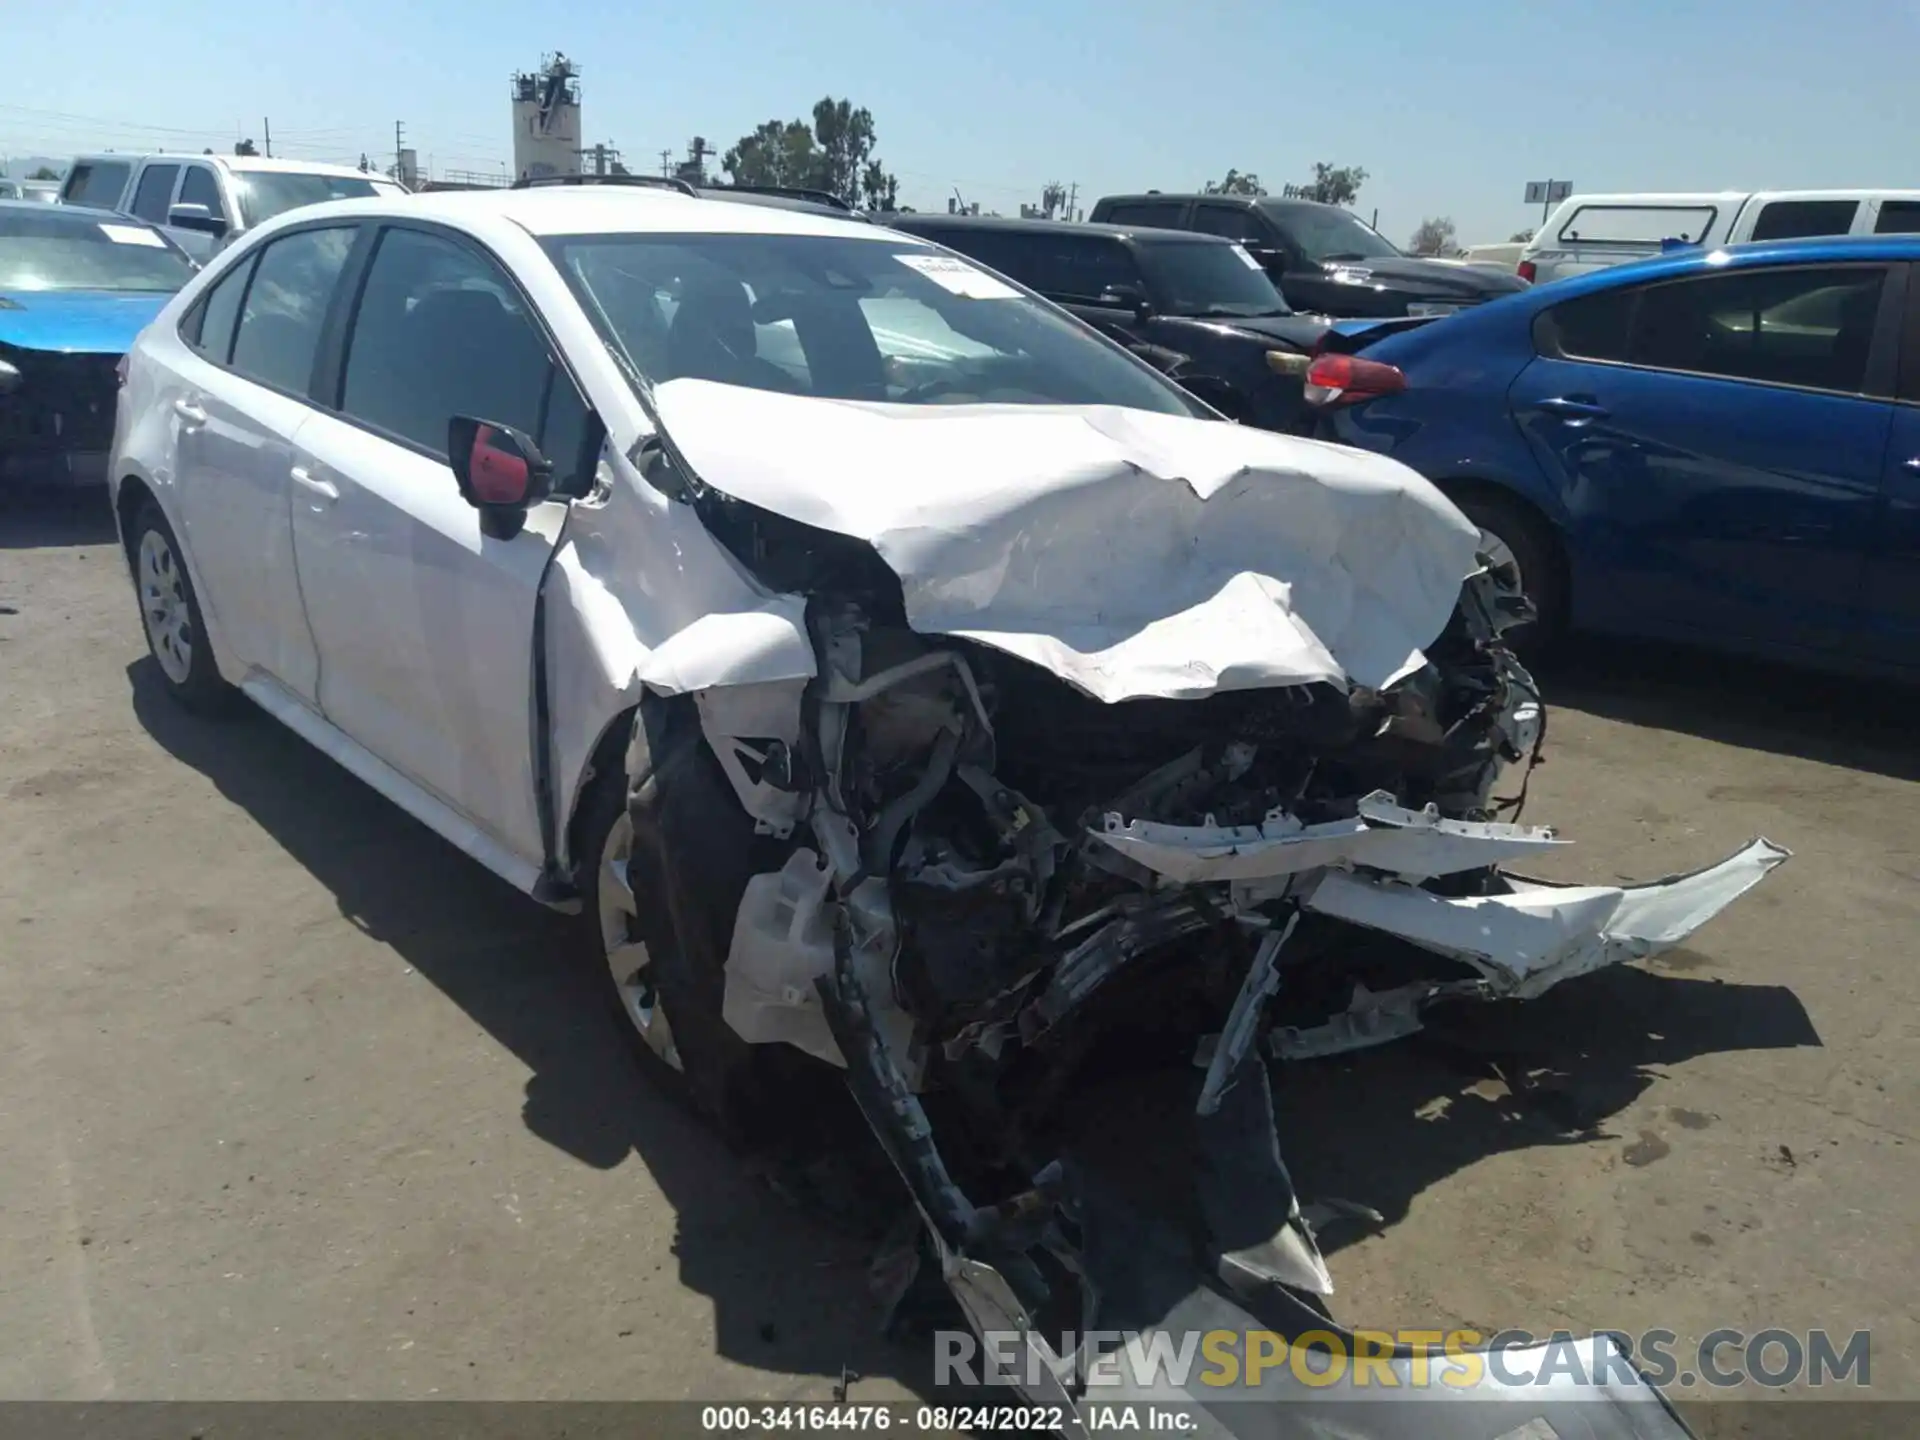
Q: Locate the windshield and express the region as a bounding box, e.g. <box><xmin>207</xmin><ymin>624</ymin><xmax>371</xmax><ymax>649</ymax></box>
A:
<box><xmin>232</xmin><ymin>171</ymin><xmax>394</xmax><ymax>227</ymax></box>
<box><xmin>546</xmin><ymin>232</ymin><xmax>1209</xmax><ymax>417</ymax></box>
<box><xmin>1135</xmin><ymin>239</ymin><xmax>1290</xmax><ymax>317</ymax></box>
<box><xmin>0</xmin><ymin>211</ymin><xmax>195</xmax><ymax>292</ymax></box>
<box><xmin>1285</xmin><ymin>207</ymin><xmax>1400</xmax><ymax>265</ymax></box>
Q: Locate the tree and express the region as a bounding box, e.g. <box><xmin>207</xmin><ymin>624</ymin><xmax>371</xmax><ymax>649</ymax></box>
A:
<box><xmin>722</xmin><ymin>97</ymin><xmax>900</xmax><ymax>209</ymax></box>
<box><xmin>1408</xmin><ymin>216</ymin><xmax>1460</xmax><ymax>256</ymax></box>
<box><xmin>1204</xmin><ymin>168</ymin><xmax>1265</xmax><ymax>196</ymax></box>
<box><xmin>722</xmin><ymin>119</ymin><xmax>822</xmax><ymax>189</ymax></box>
<box><xmin>234</xmin><ymin>138</ymin><xmax>259</xmax><ymax>157</ymax></box>
<box><xmin>1509</xmin><ymin>227</ymin><xmax>1535</xmax><ymax>243</ymax></box>
<box><xmin>28</xmin><ymin>165</ymin><xmax>60</xmax><ymax>180</ymax></box>
<box><xmin>1297</xmin><ymin>161</ymin><xmax>1367</xmax><ymax>207</ymax></box>
<box><xmin>860</xmin><ymin>159</ymin><xmax>899</xmax><ymax>212</ymax></box>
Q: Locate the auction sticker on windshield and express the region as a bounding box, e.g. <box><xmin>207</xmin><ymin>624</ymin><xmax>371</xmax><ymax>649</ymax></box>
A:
<box><xmin>99</xmin><ymin>223</ymin><xmax>167</xmax><ymax>247</ymax></box>
<box><xmin>895</xmin><ymin>252</ymin><xmax>1019</xmax><ymax>299</ymax></box>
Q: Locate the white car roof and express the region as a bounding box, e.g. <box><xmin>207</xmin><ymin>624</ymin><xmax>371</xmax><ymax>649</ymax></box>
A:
<box><xmin>285</xmin><ymin>186</ymin><xmax>900</xmax><ymax>242</ymax></box>
<box><xmin>67</xmin><ymin>152</ymin><xmax>390</xmax><ymax>182</ymax></box>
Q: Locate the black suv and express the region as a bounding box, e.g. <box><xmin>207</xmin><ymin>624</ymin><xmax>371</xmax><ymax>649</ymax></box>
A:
<box><xmin>885</xmin><ymin>214</ymin><xmax>1332</xmax><ymax>433</ymax></box>
<box><xmin>1090</xmin><ymin>193</ymin><xmax>1527</xmax><ymax>319</ymax></box>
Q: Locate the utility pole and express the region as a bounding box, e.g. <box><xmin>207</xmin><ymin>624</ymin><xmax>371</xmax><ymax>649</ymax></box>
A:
<box><xmin>263</xmin><ymin>118</ymin><xmax>272</xmax><ymax>158</ymax></box>
<box><xmin>394</xmin><ymin>121</ymin><xmax>405</xmax><ymax>184</ymax></box>
<box><xmin>659</xmin><ymin>148</ymin><xmax>673</xmax><ymax>177</ymax></box>
<box><xmin>1066</xmin><ymin>182</ymin><xmax>1078</xmax><ymax>223</ymax></box>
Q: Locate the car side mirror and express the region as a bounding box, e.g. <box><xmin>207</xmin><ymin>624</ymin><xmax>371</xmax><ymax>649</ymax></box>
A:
<box><xmin>1099</xmin><ymin>282</ymin><xmax>1153</xmax><ymax>322</ymax></box>
<box><xmin>167</xmin><ymin>203</ymin><xmax>228</xmax><ymax>237</ymax></box>
<box><xmin>448</xmin><ymin>417</ymin><xmax>554</xmax><ymax>541</ymax></box>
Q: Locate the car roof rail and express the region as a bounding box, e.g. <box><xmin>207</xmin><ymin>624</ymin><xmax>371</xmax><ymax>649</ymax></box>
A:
<box><xmin>509</xmin><ymin>174</ymin><xmax>699</xmax><ymax>197</ymax></box>
<box><xmin>707</xmin><ymin>183</ymin><xmax>852</xmax><ymax>211</ymax></box>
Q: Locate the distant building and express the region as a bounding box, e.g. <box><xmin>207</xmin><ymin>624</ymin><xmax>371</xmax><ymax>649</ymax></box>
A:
<box><xmin>512</xmin><ymin>53</ymin><xmax>582</xmax><ymax>182</ymax></box>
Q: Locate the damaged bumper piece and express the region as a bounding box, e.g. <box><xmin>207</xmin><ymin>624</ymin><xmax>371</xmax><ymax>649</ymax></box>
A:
<box><xmin>637</xmin><ymin>384</ymin><xmax>1784</xmax><ymax>1437</ymax></box>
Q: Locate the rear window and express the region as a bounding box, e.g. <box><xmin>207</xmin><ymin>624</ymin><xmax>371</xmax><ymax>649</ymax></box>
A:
<box><xmin>0</xmin><ymin>209</ymin><xmax>195</xmax><ymax>292</ymax></box>
<box><xmin>1747</xmin><ymin>199</ymin><xmax>1859</xmax><ymax>242</ymax></box>
<box><xmin>1536</xmin><ymin>288</ymin><xmax>1636</xmax><ymax>363</ymax></box>
<box><xmin>1557</xmin><ymin>205</ymin><xmax>1717</xmax><ymax>246</ymax></box>
<box><xmin>62</xmin><ymin>161</ymin><xmax>132</xmax><ymax>211</ymax></box>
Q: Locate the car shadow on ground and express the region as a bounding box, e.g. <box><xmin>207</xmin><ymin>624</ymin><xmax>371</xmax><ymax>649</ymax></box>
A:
<box><xmin>126</xmin><ymin>658</ymin><xmax>939</xmax><ymax>1400</ymax></box>
<box><xmin>1274</xmin><ymin>962</ymin><xmax>1821</xmax><ymax>1266</ymax></box>
<box><xmin>128</xmin><ymin>649</ymin><xmax>1820</xmax><ymax>1384</ymax></box>
<box><xmin>0</xmin><ymin>488</ymin><xmax>119</xmax><ymax>551</ymax></box>
<box><xmin>1538</xmin><ymin>634</ymin><xmax>1920</xmax><ymax>783</ymax></box>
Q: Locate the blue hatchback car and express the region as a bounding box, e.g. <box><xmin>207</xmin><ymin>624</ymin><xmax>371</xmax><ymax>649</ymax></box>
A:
<box><xmin>0</xmin><ymin>200</ymin><xmax>197</xmax><ymax>487</ymax></box>
<box><xmin>1310</xmin><ymin>235</ymin><xmax>1920</xmax><ymax>678</ymax></box>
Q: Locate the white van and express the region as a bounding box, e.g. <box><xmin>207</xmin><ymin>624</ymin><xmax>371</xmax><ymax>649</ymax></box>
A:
<box><xmin>1519</xmin><ymin>189</ymin><xmax>1920</xmax><ymax>285</ymax></box>
<box><xmin>58</xmin><ymin>153</ymin><xmax>406</xmax><ymax>260</ymax></box>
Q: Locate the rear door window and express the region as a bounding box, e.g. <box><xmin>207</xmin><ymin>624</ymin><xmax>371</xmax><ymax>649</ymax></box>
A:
<box><xmin>62</xmin><ymin>161</ymin><xmax>131</xmax><ymax>210</ymax></box>
<box><xmin>229</xmin><ymin>226</ymin><xmax>357</xmax><ymax>396</ymax></box>
<box><xmin>1627</xmin><ymin>265</ymin><xmax>1888</xmax><ymax>394</ymax></box>
<box><xmin>1557</xmin><ymin>204</ymin><xmax>1717</xmax><ymax>246</ymax></box>
<box><xmin>1536</xmin><ymin>288</ymin><xmax>1638</xmax><ymax>362</ymax></box>
<box><xmin>1746</xmin><ymin>199</ymin><xmax>1860</xmax><ymax>242</ymax></box>
<box><xmin>1874</xmin><ymin>200</ymin><xmax>1920</xmax><ymax>235</ymax></box>
<box><xmin>129</xmin><ymin>164</ymin><xmax>180</xmax><ymax>224</ymax></box>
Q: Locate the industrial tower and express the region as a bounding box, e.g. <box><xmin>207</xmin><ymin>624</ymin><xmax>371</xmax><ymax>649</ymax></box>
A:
<box><xmin>511</xmin><ymin>54</ymin><xmax>582</xmax><ymax>182</ymax></box>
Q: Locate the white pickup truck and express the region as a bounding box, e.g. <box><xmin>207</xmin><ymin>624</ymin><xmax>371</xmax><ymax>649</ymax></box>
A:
<box><xmin>1520</xmin><ymin>188</ymin><xmax>1920</xmax><ymax>285</ymax></box>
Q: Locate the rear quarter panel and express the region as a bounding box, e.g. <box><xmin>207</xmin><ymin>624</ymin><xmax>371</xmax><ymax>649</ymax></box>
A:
<box><xmin>1322</xmin><ymin>299</ymin><xmax>1554</xmax><ymax>514</ymax></box>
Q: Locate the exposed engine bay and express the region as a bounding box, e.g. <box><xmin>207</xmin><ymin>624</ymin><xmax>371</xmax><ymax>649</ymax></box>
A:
<box><xmin>617</xmin><ymin>379</ymin><xmax>1788</xmax><ymax>1434</ymax></box>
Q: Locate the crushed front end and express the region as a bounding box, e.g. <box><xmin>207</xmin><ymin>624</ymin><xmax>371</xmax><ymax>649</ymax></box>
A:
<box><xmin>630</xmin><ymin>380</ymin><xmax>1787</xmax><ymax>1437</ymax></box>
<box><xmin>697</xmin><ymin>567</ymin><xmax>1779</xmax><ymax>1437</ymax></box>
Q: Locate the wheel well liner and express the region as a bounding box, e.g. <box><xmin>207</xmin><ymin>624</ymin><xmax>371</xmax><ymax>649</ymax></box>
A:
<box><xmin>1435</xmin><ymin>477</ymin><xmax>1572</xmax><ymax>622</ymax></box>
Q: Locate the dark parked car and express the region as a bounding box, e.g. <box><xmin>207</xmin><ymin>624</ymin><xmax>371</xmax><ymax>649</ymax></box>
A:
<box><xmin>1091</xmin><ymin>193</ymin><xmax>1528</xmax><ymax>319</ymax></box>
<box><xmin>0</xmin><ymin>200</ymin><xmax>198</xmax><ymax>487</ymax></box>
<box><xmin>886</xmin><ymin>213</ymin><xmax>1330</xmax><ymax>432</ymax></box>
<box><xmin>1305</xmin><ymin>234</ymin><xmax>1920</xmax><ymax>677</ymax></box>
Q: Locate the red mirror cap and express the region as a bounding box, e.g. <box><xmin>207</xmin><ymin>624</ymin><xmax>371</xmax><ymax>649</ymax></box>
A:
<box><xmin>470</xmin><ymin>425</ymin><xmax>530</xmax><ymax>504</ymax></box>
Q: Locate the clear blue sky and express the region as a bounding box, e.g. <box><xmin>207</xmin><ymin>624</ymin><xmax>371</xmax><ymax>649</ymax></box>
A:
<box><xmin>6</xmin><ymin>0</ymin><xmax>1917</xmax><ymax>246</ymax></box>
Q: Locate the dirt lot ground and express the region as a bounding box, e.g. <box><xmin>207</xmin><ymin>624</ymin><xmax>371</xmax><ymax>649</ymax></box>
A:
<box><xmin>2</xmin><ymin>490</ymin><xmax>1915</xmax><ymax>1417</ymax></box>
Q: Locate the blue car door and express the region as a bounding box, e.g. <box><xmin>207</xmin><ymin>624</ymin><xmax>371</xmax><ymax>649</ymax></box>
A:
<box><xmin>1508</xmin><ymin>260</ymin><xmax>1899</xmax><ymax>658</ymax></box>
<box><xmin>1862</xmin><ymin>269</ymin><xmax>1920</xmax><ymax>669</ymax></box>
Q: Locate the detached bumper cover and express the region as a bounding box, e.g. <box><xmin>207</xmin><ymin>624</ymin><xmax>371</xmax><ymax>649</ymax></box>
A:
<box><xmin>1304</xmin><ymin>838</ymin><xmax>1791</xmax><ymax>999</ymax></box>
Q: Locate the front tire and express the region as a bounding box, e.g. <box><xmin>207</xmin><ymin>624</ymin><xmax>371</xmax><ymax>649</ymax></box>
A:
<box><xmin>575</xmin><ymin>705</ymin><xmax>778</xmax><ymax>1149</ymax></box>
<box><xmin>1448</xmin><ymin>490</ymin><xmax>1565</xmax><ymax>659</ymax></box>
<box><xmin>129</xmin><ymin>499</ymin><xmax>237</xmax><ymax>714</ymax></box>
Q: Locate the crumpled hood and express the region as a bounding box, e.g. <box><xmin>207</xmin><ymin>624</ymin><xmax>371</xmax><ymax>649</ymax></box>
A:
<box><xmin>652</xmin><ymin>379</ymin><xmax>1482</xmax><ymax>702</ymax></box>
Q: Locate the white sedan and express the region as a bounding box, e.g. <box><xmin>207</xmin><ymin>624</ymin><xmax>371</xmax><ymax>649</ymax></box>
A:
<box><xmin>111</xmin><ymin>185</ymin><xmax>1778</xmax><ymax>1430</ymax></box>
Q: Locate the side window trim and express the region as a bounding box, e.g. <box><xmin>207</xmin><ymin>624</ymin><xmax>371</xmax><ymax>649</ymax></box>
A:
<box><xmin>1538</xmin><ymin>263</ymin><xmax>1897</xmax><ymax>400</ymax></box>
<box><xmin>1899</xmin><ymin>262</ymin><xmax>1920</xmax><ymax>405</ymax></box>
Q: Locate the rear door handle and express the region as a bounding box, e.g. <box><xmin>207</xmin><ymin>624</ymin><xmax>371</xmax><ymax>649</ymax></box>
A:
<box><xmin>290</xmin><ymin>464</ymin><xmax>339</xmax><ymax>502</ymax></box>
<box><xmin>1536</xmin><ymin>396</ymin><xmax>1610</xmax><ymax>421</ymax></box>
<box><xmin>171</xmin><ymin>398</ymin><xmax>207</xmax><ymax>429</ymax></box>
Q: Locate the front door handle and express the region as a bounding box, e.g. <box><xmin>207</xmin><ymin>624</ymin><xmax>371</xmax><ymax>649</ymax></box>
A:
<box><xmin>290</xmin><ymin>464</ymin><xmax>339</xmax><ymax>502</ymax></box>
<box><xmin>1903</xmin><ymin>456</ymin><xmax>1920</xmax><ymax>472</ymax></box>
<box><xmin>1536</xmin><ymin>396</ymin><xmax>1610</xmax><ymax>421</ymax></box>
<box><xmin>171</xmin><ymin>398</ymin><xmax>207</xmax><ymax>429</ymax></box>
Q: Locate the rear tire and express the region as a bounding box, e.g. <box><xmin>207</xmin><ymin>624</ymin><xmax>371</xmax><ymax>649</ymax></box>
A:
<box><xmin>1447</xmin><ymin>489</ymin><xmax>1565</xmax><ymax>659</ymax></box>
<box><xmin>128</xmin><ymin>499</ymin><xmax>239</xmax><ymax>715</ymax></box>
